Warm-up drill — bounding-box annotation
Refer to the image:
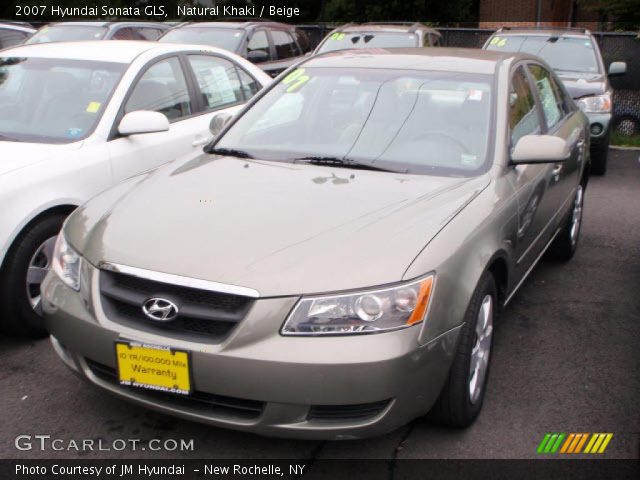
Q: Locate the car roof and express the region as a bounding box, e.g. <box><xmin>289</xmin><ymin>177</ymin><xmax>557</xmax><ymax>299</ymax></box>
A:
<box><xmin>47</xmin><ymin>21</ymin><xmax>169</xmax><ymax>29</ymax></box>
<box><xmin>176</xmin><ymin>21</ymin><xmax>293</xmax><ymax>30</ymax></box>
<box><xmin>305</xmin><ymin>47</ymin><xmax>530</xmax><ymax>75</ymax></box>
<box><xmin>491</xmin><ymin>27</ymin><xmax>591</xmax><ymax>39</ymax></box>
<box><xmin>0</xmin><ymin>40</ymin><xmax>222</xmax><ymax>63</ymax></box>
<box><xmin>335</xmin><ymin>22</ymin><xmax>441</xmax><ymax>36</ymax></box>
<box><xmin>0</xmin><ymin>22</ymin><xmax>36</xmax><ymax>33</ymax></box>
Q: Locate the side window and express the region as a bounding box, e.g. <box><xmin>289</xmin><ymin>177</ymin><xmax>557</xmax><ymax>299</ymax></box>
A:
<box><xmin>125</xmin><ymin>57</ymin><xmax>191</xmax><ymax>121</ymax></box>
<box><xmin>294</xmin><ymin>30</ymin><xmax>311</xmax><ymax>54</ymax></box>
<box><xmin>549</xmin><ymin>74</ymin><xmax>572</xmax><ymax>117</ymax></box>
<box><xmin>236</xmin><ymin>68</ymin><xmax>261</xmax><ymax>99</ymax></box>
<box><xmin>0</xmin><ymin>30</ymin><xmax>29</xmax><ymax>49</ymax></box>
<box><xmin>528</xmin><ymin>64</ymin><xmax>563</xmax><ymax>130</ymax></box>
<box><xmin>272</xmin><ymin>30</ymin><xmax>297</xmax><ymax>59</ymax></box>
<box><xmin>247</xmin><ymin>30</ymin><xmax>270</xmax><ymax>58</ymax></box>
<box><xmin>111</xmin><ymin>28</ymin><xmax>145</xmax><ymax>41</ymax></box>
<box><xmin>137</xmin><ymin>28</ymin><xmax>164</xmax><ymax>41</ymax></box>
<box><xmin>187</xmin><ymin>55</ymin><xmax>244</xmax><ymax>110</ymax></box>
<box><xmin>509</xmin><ymin>66</ymin><xmax>541</xmax><ymax>147</ymax></box>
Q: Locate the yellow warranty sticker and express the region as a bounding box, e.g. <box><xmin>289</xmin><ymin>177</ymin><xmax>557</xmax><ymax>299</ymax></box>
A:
<box><xmin>86</xmin><ymin>101</ymin><xmax>101</xmax><ymax>113</ymax></box>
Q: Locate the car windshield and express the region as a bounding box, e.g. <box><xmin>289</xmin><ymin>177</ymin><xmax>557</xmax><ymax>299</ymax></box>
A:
<box><xmin>486</xmin><ymin>35</ymin><xmax>600</xmax><ymax>74</ymax></box>
<box><xmin>215</xmin><ymin>67</ymin><xmax>493</xmax><ymax>176</ymax></box>
<box><xmin>317</xmin><ymin>32</ymin><xmax>418</xmax><ymax>53</ymax></box>
<box><xmin>0</xmin><ymin>57</ymin><xmax>125</xmax><ymax>143</ymax></box>
<box><xmin>159</xmin><ymin>27</ymin><xmax>244</xmax><ymax>52</ymax></box>
<box><xmin>26</xmin><ymin>25</ymin><xmax>108</xmax><ymax>44</ymax></box>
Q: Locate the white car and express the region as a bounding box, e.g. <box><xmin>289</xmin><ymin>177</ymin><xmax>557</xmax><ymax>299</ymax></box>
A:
<box><xmin>0</xmin><ymin>40</ymin><xmax>271</xmax><ymax>336</ymax></box>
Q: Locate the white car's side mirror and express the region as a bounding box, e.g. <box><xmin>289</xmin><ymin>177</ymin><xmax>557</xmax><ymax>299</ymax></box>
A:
<box><xmin>209</xmin><ymin>112</ymin><xmax>233</xmax><ymax>138</ymax></box>
<box><xmin>118</xmin><ymin>111</ymin><xmax>170</xmax><ymax>136</ymax></box>
<box><xmin>608</xmin><ymin>61</ymin><xmax>626</xmax><ymax>76</ymax></box>
<box><xmin>511</xmin><ymin>134</ymin><xmax>571</xmax><ymax>164</ymax></box>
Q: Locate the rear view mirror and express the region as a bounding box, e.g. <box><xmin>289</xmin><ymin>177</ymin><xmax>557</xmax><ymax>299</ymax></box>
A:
<box><xmin>608</xmin><ymin>61</ymin><xmax>626</xmax><ymax>76</ymax></box>
<box><xmin>209</xmin><ymin>112</ymin><xmax>233</xmax><ymax>138</ymax></box>
<box><xmin>511</xmin><ymin>135</ymin><xmax>570</xmax><ymax>164</ymax></box>
<box><xmin>247</xmin><ymin>50</ymin><xmax>269</xmax><ymax>64</ymax></box>
<box><xmin>118</xmin><ymin>111</ymin><xmax>169</xmax><ymax>136</ymax></box>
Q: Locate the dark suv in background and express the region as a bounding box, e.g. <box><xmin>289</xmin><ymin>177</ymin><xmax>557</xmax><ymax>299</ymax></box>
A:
<box><xmin>314</xmin><ymin>22</ymin><xmax>441</xmax><ymax>54</ymax></box>
<box><xmin>26</xmin><ymin>21</ymin><xmax>170</xmax><ymax>44</ymax></box>
<box><xmin>159</xmin><ymin>21</ymin><xmax>311</xmax><ymax>77</ymax></box>
<box><xmin>484</xmin><ymin>27</ymin><xmax>626</xmax><ymax>175</ymax></box>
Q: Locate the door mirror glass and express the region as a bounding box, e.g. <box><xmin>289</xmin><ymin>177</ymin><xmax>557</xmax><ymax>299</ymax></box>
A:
<box><xmin>247</xmin><ymin>50</ymin><xmax>269</xmax><ymax>64</ymax></box>
<box><xmin>608</xmin><ymin>61</ymin><xmax>627</xmax><ymax>76</ymax></box>
<box><xmin>511</xmin><ymin>134</ymin><xmax>570</xmax><ymax>164</ymax></box>
<box><xmin>118</xmin><ymin>110</ymin><xmax>170</xmax><ymax>136</ymax></box>
<box><xmin>209</xmin><ymin>112</ymin><xmax>233</xmax><ymax>137</ymax></box>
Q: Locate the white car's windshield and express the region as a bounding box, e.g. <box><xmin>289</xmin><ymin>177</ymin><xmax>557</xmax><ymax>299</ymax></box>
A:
<box><xmin>486</xmin><ymin>35</ymin><xmax>600</xmax><ymax>74</ymax></box>
<box><xmin>0</xmin><ymin>57</ymin><xmax>125</xmax><ymax>143</ymax></box>
<box><xmin>215</xmin><ymin>67</ymin><xmax>493</xmax><ymax>176</ymax></box>
<box><xmin>26</xmin><ymin>25</ymin><xmax>108</xmax><ymax>44</ymax></box>
<box><xmin>317</xmin><ymin>32</ymin><xmax>418</xmax><ymax>54</ymax></box>
<box><xmin>159</xmin><ymin>28</ymin><xmax>244</xmax><ymax>52</ymax></box>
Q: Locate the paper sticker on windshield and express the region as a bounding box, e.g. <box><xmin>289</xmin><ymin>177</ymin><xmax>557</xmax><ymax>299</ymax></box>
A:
<box><xmin>468</xmin><ymin>89</ymin><xmax>483</xmax><ymax>101</ymax></box>
<box><xmin>461</xmin><ymin>154</ymin><xmax>478</xmax><ymax>166</ymax></box>
<box><xmin>66</xmin><ymin>128</ymin><xmax>83</xmax><ymax>138</ymax></box>
<box><xmin>490</xmin><ymin>36</ymin><xmax>507</xmax><ymax>47</ymax></box>
<box><xmin>330</xmin><ymin>32</ymin><xmax>346</xmax><ymax>41</ymax></box>
<box><xmin>282</xmin><ymin>68</ymin><xmax>310</xmax><ymax>93</ymax></box>
<box><xmin>86</xmin><ymin>101</ymin><xmax>101</xmax><ymax>113</ymax></box>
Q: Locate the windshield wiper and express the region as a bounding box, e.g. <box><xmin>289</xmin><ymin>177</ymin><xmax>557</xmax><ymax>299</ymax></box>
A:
<box><xmin>209</xmin><ymin>147</ymin><xmax>254</xmax><ymax>159</ymax></box>
<box><xmin>294</xmin><ymin>156</ymin><xmax>395</xmax><ymax>172</ymax></box>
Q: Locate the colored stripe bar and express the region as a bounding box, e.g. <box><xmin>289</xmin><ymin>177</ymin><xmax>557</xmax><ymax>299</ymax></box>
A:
<box><xmin>550</xmin><ymin>433</ymin><xmax>566</xmax><ymax>453</ymax></box>
<box><xmin>560</xmin><ymin>434</ymin><xmax>575</xmax><ymax>453</ymax></box>
<box><xmin>583</xmin><ymin>433</ymin><xmax>599</xmax><ymax>453</ymax></box>
<box><xmin>537</xmin><ymin>433</ymin><xmax>552</xmax><ymax>454</ymax></box>
<box><xmin>597</xmin><ymin>433</ymin><xmax>613</xmax><ymax>453</ymax></box>
<box><xmin>567</xmin><ymin>434</ymin><xmax>582</xmax><ymax>453</ymax></box>
<box><xmin>544</xmin><ymin>434</ymin><xmax>559</xmax><ymax>453</ymax></box>
<box><xmin>574</xmin><ymin>433</ymin><xmax>589</xmax><ymax>453</ymax></box>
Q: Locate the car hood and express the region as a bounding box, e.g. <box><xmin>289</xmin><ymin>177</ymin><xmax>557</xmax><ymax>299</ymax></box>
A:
<box><xmin>556</xmin><ymin>72</ymin><xmax>607</xmax><ymax>99</ymax></box>
<box><xmin>70</xmin><ymin>155</ymin><xmax>489</xmax><ymax>296</ymax></box>
<box><xmin>0</xmin><ymin>140</ymin><xmax>82</xmax><ymax>177</ymax></box>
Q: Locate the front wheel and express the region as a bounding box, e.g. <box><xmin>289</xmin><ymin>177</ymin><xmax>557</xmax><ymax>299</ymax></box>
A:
<box><xmin>428</xmin><ymin>272</ymin><xmax>497</xmax><ymax>427</ymax></box>
<box><xmin>0</xmin><ymin>214</ymin><xmax>67</xmax><ymax>337</ymax></box>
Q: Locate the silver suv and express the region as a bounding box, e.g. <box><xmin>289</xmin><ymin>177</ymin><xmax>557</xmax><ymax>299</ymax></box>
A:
<box><xmin>484</xmin><ymin>27</ymin><xmax>626</xmax><ymax>175</ymax></box>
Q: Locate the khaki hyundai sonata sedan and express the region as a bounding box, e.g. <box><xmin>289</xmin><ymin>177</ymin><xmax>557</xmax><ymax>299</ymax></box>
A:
<box><xmin>42</xmin><ymin>48</ymin><xmax>589</xmax><ymax>439</ymax></box>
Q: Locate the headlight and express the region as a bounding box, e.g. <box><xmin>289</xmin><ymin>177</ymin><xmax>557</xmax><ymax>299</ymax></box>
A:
<box><xmin>51</xmin><ymin>233</ymin><xmax>82</xmax><ymax>291</ymax></box>
<box><xmin>281</xmin><ymin>275</ymin><xmax>434</xmax><ymax>336</ymax></box>
<box><xmin>576</xmin><ymin>93</ymin><xmax>611</xmax><ymax>113</ymax></box>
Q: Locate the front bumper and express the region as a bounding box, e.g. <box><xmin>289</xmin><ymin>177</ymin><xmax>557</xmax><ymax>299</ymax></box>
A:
<box><xmin>42</xmin><ymin>269</ymin><xmax>462</xmax><ymax>440</ymax></box>
<box><xmin>584</xmin><ymin>112</ymin><xmax>611</xmax><ymax>147</ymax></box>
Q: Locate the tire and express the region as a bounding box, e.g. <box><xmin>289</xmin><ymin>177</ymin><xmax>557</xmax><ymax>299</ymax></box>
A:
<box><xmin>590</xmin><ymin>131</ymin><xmax>609</xmax><ymax>176</ymax></box>
<box><xmin>0</xmin><ymin>213</ymin><xmax>67</xmax><ymax>337</ymax></box>
<box><xmin>428</xmin><ymin>272</ymin><xmax>497</xmax><ymax>427</ymax></box>
<box><xmin>549</xmin><ymin>184</ymin><xmax>584</xmax><ymax>262</ymax></box>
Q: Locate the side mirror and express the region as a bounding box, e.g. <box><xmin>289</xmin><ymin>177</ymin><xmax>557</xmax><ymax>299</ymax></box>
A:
<box><xmin>608</xmin><ymin>61</ymin><xmax>626</xmax><ymax>76</ymax></box>
<box><xmin>209</xmin><ymin>112</ymin><xmax>233</xmax><ymax>138</ymax></box>
<box><xmin>511</xmin><ymin>135</ymin><xmax>571</xmax><ymax>164</ymax></box>
<box><xmin>247</xmin><ymin>50</ymin><xmax>269</xmax><ymax>64</ymax></box>
<box><xmin>118</xmin><ymin>111</ymin><xmax>169</xmax><ymax>136</ymax></box>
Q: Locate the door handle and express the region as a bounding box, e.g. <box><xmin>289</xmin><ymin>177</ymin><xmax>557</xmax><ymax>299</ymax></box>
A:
<box><xmin>192</xmin><ymin>137</ymin><xmax>209</xmax><ymax>147</ymax></box>
<box><xmin>551</xmin><ymin>163</ymin><xmax>563</xmax><ymax>181</ymax></box>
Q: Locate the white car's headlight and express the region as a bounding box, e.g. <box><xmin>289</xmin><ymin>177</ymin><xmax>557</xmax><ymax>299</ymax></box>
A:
<box><xmin>576</xmin><ymin>93</ymin><xmax>611</xmax><ymax>113</ymax></box>
<box><xmin>51</xmin><ymin>233</ymin><xmax>82</xmax><ymax>291</ymax></box>
<box><xmin>282</xmin><ymin>275</ymin><xmax>434</xmax><ymax>336</ymax></box>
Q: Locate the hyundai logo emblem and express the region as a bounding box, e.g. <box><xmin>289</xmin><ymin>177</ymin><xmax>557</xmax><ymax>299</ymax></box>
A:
<box><xmin>142</xmin><ymin>298</ymin><xmax>179</xmax><ymax>322</ymax></box>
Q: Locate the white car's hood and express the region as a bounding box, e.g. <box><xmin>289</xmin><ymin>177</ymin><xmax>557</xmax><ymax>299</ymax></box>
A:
<box><xmin>0</xmin><ymin>141</ymin><xmax>82</xmax><ymax>177</ymax></box>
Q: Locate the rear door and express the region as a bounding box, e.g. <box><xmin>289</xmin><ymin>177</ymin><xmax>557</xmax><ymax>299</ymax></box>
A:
<box><xmin>261</xmin><ymin>29</ymin><xmax>301</xmax><ymax>77</ymax></box>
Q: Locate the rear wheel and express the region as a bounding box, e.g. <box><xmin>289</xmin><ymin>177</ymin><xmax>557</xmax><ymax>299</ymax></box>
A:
<box><xmin>0</xmin><ymin>214</ymin><xmax>66</xmax><ymax>337</ymax></box>
<box><xmin>428</xmin><ymin>272</ymin><xmax>497</xmax><ymax>427</ymax></box>
<box><xmin>549</xmin><ymin>185</ymin><xmax>584</xmax><ymax>262</ymax></box>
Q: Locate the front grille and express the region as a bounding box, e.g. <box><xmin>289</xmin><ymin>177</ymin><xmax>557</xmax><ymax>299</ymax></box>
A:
<box><xmin>99</xmin><ymin>270</ymin><xmax>254</xmax><ymax>341</ymax></box>
<box><xmin>86</xmin><ymin>359</ymin><xmax>264</xmax><ymax>420</ymax></box>
<box><xmin>308</xmin><ymin>400</ymin><xmax>391</xmax><ymax>422</ymax></box>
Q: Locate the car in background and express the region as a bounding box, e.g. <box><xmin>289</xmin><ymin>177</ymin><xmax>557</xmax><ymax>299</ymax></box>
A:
<box><xmin>159</xmin><ymin>21</ymin><xmax>311</xmax><ymax>77</ymax></box>
<box><xmin>0</xmin><ymin>22</ymin><xmax>36</xmax><ymax>49</ymax></box>
<box><xmin>484</xmin><ymin>27</ymin><xmax>626</xmax><ymax>175</ymax></box>
<box><xmin>43</xmin><ymin>48</ymin><xmax>588</xmax><ymax>439</ymax></box>
<box><xmin>313</xmin><ymin>22</ymin><xmax>441</xmax><ymax>54</ymax></box>
<box><xmin>26</xmin><ymin>21</ymin><xmax>170</xmax><ymax>44</ymax></box>
<box><xmin>0</xmin><ymin>40</ymin><xmax>270</xmax><ymax>337</ymax></box>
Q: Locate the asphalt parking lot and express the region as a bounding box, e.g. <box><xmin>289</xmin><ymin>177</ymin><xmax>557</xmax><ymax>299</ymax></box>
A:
<box><xmin>1</xmin><ymin>149</ymin><xmax>638</xmax><ymax>461</ymax></box>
